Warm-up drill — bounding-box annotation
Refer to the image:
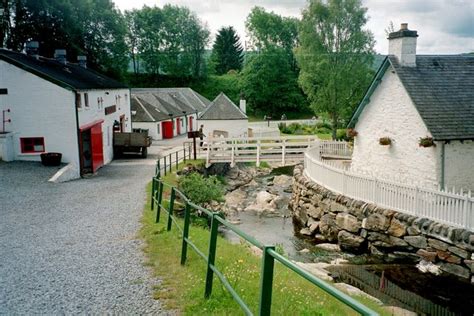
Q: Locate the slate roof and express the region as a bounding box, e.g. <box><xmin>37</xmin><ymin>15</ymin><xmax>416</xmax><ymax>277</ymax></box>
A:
<box><xmin>0</xmin><ymin>49</ymin><xmax>128</xmax><ymax>90</ymax></box>
<box><xmin>389</xmin><ymin>55</ymin><xmax>474</xmax><ymax>141</ymax></box>
<box><xmin>350</xmin><ymin>55</ymin><xmax>474</xmax><ymax>141</ymax></box>
<box><xmin>131</xmin><ymin>88</ymin><xmax>210</xmax><ymax>112</ymax></box>
<box><xmin>198</xmin><ymin>93</ymin><xmax>247</xmax><ymax>120</ymax></box>
<box><xmin>131</xmin><ymin>96</ymin><xmax>170</xmax><ymax>122</ymax></box>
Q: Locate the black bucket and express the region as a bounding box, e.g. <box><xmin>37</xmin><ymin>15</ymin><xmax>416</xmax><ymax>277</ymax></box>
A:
<box><xmin>40</xmin><ymin>152</ymin><xmax>62</xmax><ymax>166</ymax></box>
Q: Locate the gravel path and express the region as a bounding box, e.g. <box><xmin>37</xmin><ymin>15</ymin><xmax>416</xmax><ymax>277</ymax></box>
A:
<box><xmin>0</xmin><ymin>160</ymin><xmax>167</xmax><ymax>314</ymax></box>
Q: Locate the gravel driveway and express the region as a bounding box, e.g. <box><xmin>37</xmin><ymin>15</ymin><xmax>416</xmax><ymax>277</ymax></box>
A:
<box><xmin>0</xmin><ymin>159</ymin><xmax>166</xmax><ymax>314</ymax></box>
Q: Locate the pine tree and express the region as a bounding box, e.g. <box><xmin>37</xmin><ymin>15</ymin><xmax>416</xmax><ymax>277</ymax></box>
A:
<box><xmin>211</xmin><ymin>26</ymin><xmax>243</xmax><ymax>75</ymax></box>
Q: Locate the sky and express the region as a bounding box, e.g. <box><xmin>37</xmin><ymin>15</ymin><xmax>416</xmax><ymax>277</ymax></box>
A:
<box><xmin>113</xmin><ymin>0</ymin><xmax>474</xmax><ymax>54</ymax></box>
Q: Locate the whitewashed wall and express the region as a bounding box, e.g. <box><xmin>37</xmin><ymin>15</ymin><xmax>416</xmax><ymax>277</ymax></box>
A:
<box><xmin>197</xmin><ymin>119</ymin><xmax>248</xmax><ymax>139</ymax></box>
<box><xmin>77</xmin><ymin>88</ymin><xmax>131</xmax><ymax>165</ymax></box>
<box><xmin>350</xmin><ymin>67</ymin><xmax>439</xmax><ymax>188</ymax></box>
<box><xmin>444</xmin><ymin>141</ymin><xmax>474</xmax><ymax>191</ymax></box>
<box><xmin>133</xmin><ymin>113</ymin><xmax>197</xmax><ymax>141</ymax></box>
<box><xmin>0</xmin><ymin>60</ymin><xmax>80</xmax><ymax>169</ymax></box>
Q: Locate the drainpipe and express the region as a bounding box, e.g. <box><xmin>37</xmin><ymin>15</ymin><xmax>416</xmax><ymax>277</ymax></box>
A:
<box><xmin>74</xmin><ymin>90</ymin><xmax>83</xmax><ymax>177</ymax></box>
<box><xmin>440</xmin><ymin>142</ymin><xmax>445</xmax><ymax>190</ymax></box>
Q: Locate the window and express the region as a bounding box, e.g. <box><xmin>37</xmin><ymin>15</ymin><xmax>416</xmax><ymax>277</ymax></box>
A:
<box><xmin>84</xmin><ymin>93</ymin><xmax>89</xmax><ymax>108</ymax></box>
<box><xmin>20</xmin><ymin>137</ymin><xmax>45</xmax><ymax>153</ymax></box>
<box><xmin>157</xmin><ymin>124</ymin><xmax>160</xmax><ymax>134</ymax></box>
<box><xmin>76</xmin><ymin>93</ymin><xmax>82</xmax><ymax>108</ymax></box>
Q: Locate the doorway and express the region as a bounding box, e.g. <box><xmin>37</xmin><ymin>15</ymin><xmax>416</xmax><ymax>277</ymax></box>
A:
<box><xmin>79</xmin><ymin>121</ymin><xmax>104</xmax><ymax>174</ymax></box>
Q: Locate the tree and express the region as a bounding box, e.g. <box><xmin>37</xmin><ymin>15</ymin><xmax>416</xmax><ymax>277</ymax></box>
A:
<box><xmin>211</xmin><ymin>26</ymin><xmax>243</xmax><ymax>75</ymax></box>
<box><xmin>295</xmin><ymin>0</ymin><xmax>374</xmax><ymax>139</ymax></box>
<box><xmin>241</xmin><ymin>47</ymin><xmax>306</xmax><ymax>116</ymax></box>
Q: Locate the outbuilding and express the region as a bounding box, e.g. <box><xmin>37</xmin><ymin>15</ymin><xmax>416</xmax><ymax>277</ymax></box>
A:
<box><xmin>348</xmin><ymin>24</ymin><xmax>474</xmax><ymax>191</ymax></box>
<box><xmin>0</xmin><ymin>42</ymin><xmax>131</xmax><ymax>177</ymax></box>
<box><xmin>197</xmin><ymin>92</ymin><xmax>248</xmax><ymax>139</ymax></box>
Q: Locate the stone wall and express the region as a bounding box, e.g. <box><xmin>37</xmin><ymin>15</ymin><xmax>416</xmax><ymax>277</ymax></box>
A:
<box><xmin>290</xmin><ymin>165</ymin><xmax>474</xmax><ymax>281</ymax></box>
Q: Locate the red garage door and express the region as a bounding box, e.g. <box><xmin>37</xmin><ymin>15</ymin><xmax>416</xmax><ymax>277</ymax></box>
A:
<box><xmin>162</xmin><ymin>121</ymin><xmax>173</xmax><ymax>139</ymax></box>
<box><xmin>90</xmin><ymin>123</ymin><xmax>104</xmax><ymax>172</ymax></box>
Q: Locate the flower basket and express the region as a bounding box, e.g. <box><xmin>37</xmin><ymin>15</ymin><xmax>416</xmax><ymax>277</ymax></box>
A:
<box><xmin>379</xmin><ymin>137</ymin><xmax>392</xmax><ymax>146</ymax></box>
<box><xmin>347</xmin><ymin>128</ymin><xmax>358</xmax><ymax>138</ymax></box>
<box><xmin>40</xmin><ymin>152</ymin><xmax>62</xmax><ymax>166</ymax></box>
<box><xmin>419</xmin><ymin>137</ymin><xmax>435</xmax><ymax>148</ymax></box>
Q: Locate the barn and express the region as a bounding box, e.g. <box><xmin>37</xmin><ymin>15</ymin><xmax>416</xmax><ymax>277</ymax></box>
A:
<box><xmin>0</xmin><ymin>42</ymin><xmax>131</xmax><ymax>177</ymax></box>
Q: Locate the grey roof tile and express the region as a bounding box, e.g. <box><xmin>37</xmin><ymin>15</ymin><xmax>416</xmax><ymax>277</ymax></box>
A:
<box><xmin>199</xmin><ymin>93</ymin><xmax>247</xmax><ymax>120</ymax></box>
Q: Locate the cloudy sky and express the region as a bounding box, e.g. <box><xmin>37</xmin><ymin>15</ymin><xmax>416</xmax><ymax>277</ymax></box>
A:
<box><xmin>114</xmin><ymin>0</ymin><xmax>474</xmax><ymax>54</ymax></box>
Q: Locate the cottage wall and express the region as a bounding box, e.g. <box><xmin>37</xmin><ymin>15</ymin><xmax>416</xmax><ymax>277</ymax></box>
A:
<box><xmin>197</xmin><ymin>119</ymin><xmax>248</xmax><ymax>139</ymax></box>
<box><xmin>351</xmin><ymin>67</ymin><xmax>439</xmax><ymax>188</ymax></box>
<box><xmin>134</xmin><ymin>113</ymin><xmax>197</xmax><ymax>141</ymax></box>
<box><xmin>444</xmin><ymin>141</ymin><xmax>474</xmax><ymax>191</ymax></box>
<box><xmin>0</xmin><ymin>60</ymin><xmax>80</xmax><ymax>167</ymax></box>
<box><xmin>77</xmin><ymin>89</ymin><xmax>131</xmax><ymax>165</ymax></box>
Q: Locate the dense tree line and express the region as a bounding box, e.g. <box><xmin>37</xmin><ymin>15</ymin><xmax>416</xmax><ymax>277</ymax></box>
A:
<box><xmin>0</xmin><ymin>0</ymin><xmax>128</xmax><ymax>77</ymax></box>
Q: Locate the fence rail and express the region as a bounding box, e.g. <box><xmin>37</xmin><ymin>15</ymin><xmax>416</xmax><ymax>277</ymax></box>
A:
<box><xmin>150</xmin><ymin>163</ymin><xmax>377</xmax><ymax>316</ymax></box>
<box><xmin>305</xmin><ymin>143</ymin><xmax>474</xmax><ymax>230</ymax></box>
<box><xmin>155</xmin><ymin>143</ymin><xmax>193</xmax><ymax>176</ymax></box>
<box><xmin>205</xmin><ymin>135</ymin><xmax>320</xmax><ymax>167</ymax></box>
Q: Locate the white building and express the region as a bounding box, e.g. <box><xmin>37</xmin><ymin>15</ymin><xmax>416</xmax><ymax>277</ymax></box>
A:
<box><xmin>131</xmin><ymin>88</ymin><xmax>209</xmax><ymax>140</ymax></box>
<box><xmin>198</xmin><ymin>93</ymin><xmax>248</xmax><ymax>139</ymax></box>
<box><xmin>349</xmin><ymin>24</ymin><xmax>474</xmax><ymax>191</ymax></box>
<box><xmin>0</xmin><ymin>43</ymin><xmax>131</xmax><ymax>177</ymax></box>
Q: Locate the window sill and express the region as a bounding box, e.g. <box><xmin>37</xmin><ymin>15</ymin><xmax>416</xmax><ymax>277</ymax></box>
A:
<box><xmin>18</xmin><ymin>152</ymin><xmax>43</xmax><ymax>156</ymax></box>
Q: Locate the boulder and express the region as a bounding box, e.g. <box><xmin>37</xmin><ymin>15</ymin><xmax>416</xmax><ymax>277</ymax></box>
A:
<box><xmin>308</xmin><ymin>222</ymin><xmax>319</xmax><ymax>234</ymax></box>
<box><xmin>362</xmin><ymin>213</ymin><xmax>390</xmax><ymax>232</ymax></box>
<box><xmin>416</xmin><ymin>260</ymin><xmax>441</xmax><ymax>275</ymax></box>
<box><xmin>274</xmin><ymin>195</ymin><xmax>290</xmax><ymax>210</ymax></box>
<box><xmin>314</xmin><ymin>234</ymin><xmax>327</xmax><ymax>243</ymax></box>
<box><xmin>329</xmin><ymin>201</ymin><xmax>347</xmax><ymax>213</ymax></box>
<box><xmin>407</xmin><ymin>226</ymin><xmax>421</xmax><ymax>235</ymax></box>
<box><xmin>299</xmin><ymin>228</ymin><xmax>313</xmax><ymax>236</ymax></box>
<box><xmin>436</xmin><ymin>251</ymin><xmax>461</xmax><ymax>264</ymax></box>
<box><xmin>306</xmin><ymin>205</ymin><xmax>323</xmax><ymax>219</ymax></box>
<box><xmin>225</xmin><ymin>189</ymin><xmax>247</xmax><ymax>209</ymax></box>
<box><xmin>388</xmin><ymin>218</ymin><xmax>407</xmax><ymax>237</ymax></box>
<box><xmin>338</xmin><ymin>230</ymin><xmax>365</xmax><ymax>252</ymax></box>
<box><xmin>319</xmin><ymin>214</ymin><xmax>339</xmax><ymax>242</ymax></box>
<box><xmin>334</xmin><ymin>283</ymin><xmax>383</xmax><ymax>305</ymax></box>
<box><xmin>464</xmin><ymin>260</ymin><xmax>474</xmax><ymax>272</ymax></box>
<box><xmin>336</xmin><ymin>213</ymin><xmax>361</xmax><ymax>233</ymax></box>
<box><xmin>438</xmin><ymin>262</ymin><xmax>470</xmax><ymax>279</ymax></box>
<box><xmin>272</xmin><ymin>175</ymin><xmax>292</xmax><ymax>188</ymax></box>
<box><xmin>404</xmin><ymin>236</ymin><xmax>427</xmax><ymax>249</ymax></box>
<box><xmin>295</xmin><ymin>262</ymin><xmax>333</xmax><ymax>282</ymax></box>
<box><xmin>314</xmin><ymin>243</ymin><xmax>341</xmax><ymax>252</ymax></box>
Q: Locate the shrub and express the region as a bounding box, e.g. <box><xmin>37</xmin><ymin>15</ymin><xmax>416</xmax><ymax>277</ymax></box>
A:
<box><xmin>178</xmin><ymin>172</ymin><xmax>224</xmax><ymax>206</ymax></box>
<box><xmin>419</xmin><ymin>137</ymin><xmax>435</xmax><ymax>148</ymax></box>
<box><xmin>316</xmin><ymin>121</ymin><xmax>332</xmax><ymax>130</ymax></box>
<box><xmin>336</xmin><ymin>129</ymin><xmax>350</xmax><ymax>141</ymax></box>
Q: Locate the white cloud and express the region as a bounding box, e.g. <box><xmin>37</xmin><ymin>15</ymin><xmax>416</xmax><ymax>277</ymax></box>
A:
<box><xmin>114</xmin><ymin>0</ymin><xmax>474</xmax><ymax>54</ymax></box>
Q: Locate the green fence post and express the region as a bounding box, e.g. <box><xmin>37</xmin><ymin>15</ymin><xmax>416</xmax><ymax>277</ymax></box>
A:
<box><xmin>155</xmin><ymin>181</ymin><xmax>164</xmax><ymax>223</ymax></box>
<box><xmin>167</xmin><ymin>188</ymin><xmax>175</xmax><ymax>231</ymax></box>
<box><xmin>204</xmin><ymin>213</ymin><xmax>219</xmax><ymax>298</ymax></box>
<box><xmin>169</xmin><ymin>153</ymin><xmax>172</xmax><ymax>173</ymax></box>
<box><xmin>180</xmin><ymin>202</ymin><xmax>191</xmax><ymax>265</ymax></box>
<box><xmin>176</xmin><ymin>151</ymin><xmax>179</xmax><ymax>170</ymax></box>
<box><xmin>157</xmin><ymin>160</ymin><xmax>161</xmax><ymax>178</ymax></box>
<box><xmin>151</xmin><ymin>177</ymin><xmax>156</xmax><ymax>211</ymax></box>
<box><xmin>259</xmin><ymin>246</ymin><xmax>275</xmax><ymax>316</ymax></box>
<box><xmin>183</xmin><ymin>148</ymin><xmax>186</xmax><ymax>162</ymax></box>
<box><xmin>163</xmin><ymin>155</ymin><xmax>167</xmax><ymax>176</ymax></box>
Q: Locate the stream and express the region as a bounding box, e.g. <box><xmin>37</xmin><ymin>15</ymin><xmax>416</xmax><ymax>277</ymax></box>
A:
<box><xmin>220</xmin><ymin>164</ymin><xmax>474</xmax><ymax>315</ymax></box>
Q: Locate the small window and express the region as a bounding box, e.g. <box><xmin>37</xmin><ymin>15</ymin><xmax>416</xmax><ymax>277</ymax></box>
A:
<box><xmin>84</xmin><ymin>93</ymin><xmax>89</xmax><ymax>108</ymax></box>
<box><xmin>157</xmin><ymin>124</ymin><xmax>160</xmax><ymax>134</ymax></box>
<box><xmin>21</xmin><ymin>137</ymin><xmax>45</xmax><ymax>153</ymax></box>
<box><xmin>76</xmin><ymin>93</ymin><xmax>82</xmax><ymax>108</ymax></box>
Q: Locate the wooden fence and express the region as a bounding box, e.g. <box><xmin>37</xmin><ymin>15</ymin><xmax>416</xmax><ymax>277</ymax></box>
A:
<box><xmin>305</xmin><ymin>142</ymin><xmax>474</xmax><ymax>230</ymax></box>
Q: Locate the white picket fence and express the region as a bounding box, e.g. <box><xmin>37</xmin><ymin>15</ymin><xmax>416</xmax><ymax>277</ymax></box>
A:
<box><xmin>304</xmin><ymin>142</ymin><xmax>474</xmax><ymax>230</ymax></box>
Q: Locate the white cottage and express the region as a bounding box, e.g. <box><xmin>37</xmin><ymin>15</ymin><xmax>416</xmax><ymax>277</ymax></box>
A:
<box><xmin>131</xmin><ymin>88</ymin><xmax>209</xmax><ymax>140</ymax></box>
<box><xmin>0</xmin><ymin>43</ymin><xmax>131</xmax><ymax>177</ymax></box>
<box><xmin>349</xmin><ymin>24</ymin><xmax>474</xmax><ymax>191</ymax></box>
<box><xmin>198</xmin><ymin>93</ymin><xmax>248</xmax><ymax>139</ymax></box>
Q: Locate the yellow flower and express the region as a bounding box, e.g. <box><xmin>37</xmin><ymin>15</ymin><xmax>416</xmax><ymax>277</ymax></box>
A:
<box><xmin>238</xmin><ymin>259</ymin><xmax>244</xmax><ymax>264</ymax></box>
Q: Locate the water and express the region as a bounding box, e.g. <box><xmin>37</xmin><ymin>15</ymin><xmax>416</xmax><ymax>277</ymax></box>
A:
<box><xmin>221</xmin><ymin>164</ymin><xmax>474</xmax><ymax>315</ymax></box>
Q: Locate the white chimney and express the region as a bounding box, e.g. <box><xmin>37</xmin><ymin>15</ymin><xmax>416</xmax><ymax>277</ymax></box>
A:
<box><xmin>388</xmin><ymin>23</ymin><xmax>418</xmax><ymax>67</ymax></box>
<box><xmin>77</xmin><ymin>55</ymin><xmax>87</xmax><ymax>68</ymax></box>
<box><xmin>54</xmin><ymin>49</ymin><xmax>67</xmax><ymax>65</ymax></box>
<box><xmin>239</xmin><ymin>99</ymin><xmax>246</xmax><ymax>114</ymax></box>
<box><xmin>25</xmin><ymin>41</ymin><xmax>39</xmax><ymax>59</ymax></box>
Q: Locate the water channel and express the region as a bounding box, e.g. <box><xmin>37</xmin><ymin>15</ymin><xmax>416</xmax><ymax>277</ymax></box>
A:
<box><xmin>221</xmin><ymin>164</ymin><xmax>474</xmax><ymax>315</ymax></box>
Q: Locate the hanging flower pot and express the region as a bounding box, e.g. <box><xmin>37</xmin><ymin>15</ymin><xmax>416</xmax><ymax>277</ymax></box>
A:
<box><xmin>379</xmin><ymin>137</ymin><xmax>392</xmax><ymax>146</ymax></box>
<box><xmin>419</xmin><ymin>137</ymin><xmax>436</xmax><ymax>148</ymax></box>
<box><xmin>347</xmin><ymin>128</ymin><xmax>358</xmax><ymax>138</ymax></box>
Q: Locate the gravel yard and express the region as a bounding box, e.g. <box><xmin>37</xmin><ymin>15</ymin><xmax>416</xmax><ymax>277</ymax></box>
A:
<box><xmin>0</xmin><ymin>160</ymin><xmax>167</xmax><ymax>314</ymax></box>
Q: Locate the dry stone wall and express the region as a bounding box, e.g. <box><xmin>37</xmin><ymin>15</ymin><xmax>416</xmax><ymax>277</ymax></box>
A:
<box><xmin>290</xmin><ymin>165</ymin><xmax>474</xmax><ymax>281</ymax></box>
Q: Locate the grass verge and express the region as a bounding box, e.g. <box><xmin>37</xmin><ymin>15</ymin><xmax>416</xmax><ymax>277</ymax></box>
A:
<box><xmin>141</xmin><ymin>162</ymin><xmax>387</xmax><ymax>315</ymax></box>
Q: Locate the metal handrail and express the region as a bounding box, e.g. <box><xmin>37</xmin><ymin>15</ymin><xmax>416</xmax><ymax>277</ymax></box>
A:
<box><xmin>150</xmin><ymin>166</ymin><xmax>378</xmax><ymax>316</ymax></box>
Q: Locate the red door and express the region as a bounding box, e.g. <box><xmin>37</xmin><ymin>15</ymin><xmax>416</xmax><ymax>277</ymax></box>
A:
<box><xmin>177</xmin><ymin>118</ymin><xmax>181</xmax><ymax>135</ymax></box>
<box><xmin>90</xmin><ymin>123</ymin><xmax>104</xmax><ymax>172</ymax></box>
<box><xmin>162</xmin><ymin>121</ymin><xmax>173</xmax><ymax>139</ymax></box>
<box><xmin>189</xmin><ymin>116</ymin><xmax>193</xmax><ymax>131</ymax></box>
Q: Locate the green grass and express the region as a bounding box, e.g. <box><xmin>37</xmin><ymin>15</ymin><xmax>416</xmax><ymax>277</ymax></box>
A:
<box><xmin>143</xmin><ymin>162</ymin><xmax>387</xmax><ymax>315</ymax></box>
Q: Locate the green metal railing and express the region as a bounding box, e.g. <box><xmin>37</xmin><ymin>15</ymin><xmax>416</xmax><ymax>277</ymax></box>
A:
<box><xmin>150</xmin><ymin>161</ymin><xmax>378</xmax><ymax>316</ymax></box>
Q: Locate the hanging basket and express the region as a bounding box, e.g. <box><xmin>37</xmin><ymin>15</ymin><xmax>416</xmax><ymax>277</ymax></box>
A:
<box><xmin>419</xmin><ymin>137</ymin><xmax>436</xmax><ymax>148</ymax></box>
<box><xmin>379</xmin><ymin>137</ymin><xmax>392</xmax><ymax>146</ymax></box>
<box><xmin>40</xmin><ymin>152</ymin><xmax>62</xmax><ymax>166</ymax></box>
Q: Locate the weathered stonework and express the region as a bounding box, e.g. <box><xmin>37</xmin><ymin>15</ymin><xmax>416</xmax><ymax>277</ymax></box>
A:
<box><xmin>291</xmin><ymin>165</ymin><xmax>474</xmax><ymax>280</ymax></box>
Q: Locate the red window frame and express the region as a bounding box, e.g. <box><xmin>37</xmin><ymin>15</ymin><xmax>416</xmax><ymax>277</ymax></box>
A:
<box><xmin>20</xmin><ymin>137</ymin><xmax>45</xmax><ymax>153</ymax></box>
